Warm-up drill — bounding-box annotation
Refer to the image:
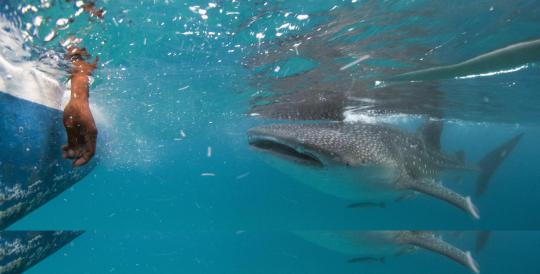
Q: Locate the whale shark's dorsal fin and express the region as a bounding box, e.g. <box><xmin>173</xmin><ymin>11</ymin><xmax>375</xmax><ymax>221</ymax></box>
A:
<box><xmin>397</xmin><ymin>232</ymin><xmax>480</xmax><ymax>273</ymax></box>
<box><xmin>417</xmin><ymin>120</ymin><xmax>443</xmax><ymax>151</ymax></box>
<box><xmin>401</xmin><ymin>179</ymin><xmax>480</xmax><ymax>219</ymax></box>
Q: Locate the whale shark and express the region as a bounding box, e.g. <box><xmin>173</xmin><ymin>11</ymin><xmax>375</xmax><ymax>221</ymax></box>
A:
<box><xmin>247</xmin><ymin>121</ymin><xmax>522</xmax><ymax>218</ymax></box>
<box><xmin>296</xmin><ymin>230</ymin><xmax>480</xmax><ymax>273</ymax></box>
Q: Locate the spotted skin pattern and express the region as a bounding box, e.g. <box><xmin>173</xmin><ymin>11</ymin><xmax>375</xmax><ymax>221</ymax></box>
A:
<box><xmin>248</xmin><ymin>122</ymin><xmax>482</xmax><ymax>218</ymax></box>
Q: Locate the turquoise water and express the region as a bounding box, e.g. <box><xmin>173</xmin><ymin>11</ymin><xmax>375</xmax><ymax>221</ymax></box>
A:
<box><xmin>1</xmin><ymin>0</ymin><xmax>540</xmax><ymax>273</ymax></box>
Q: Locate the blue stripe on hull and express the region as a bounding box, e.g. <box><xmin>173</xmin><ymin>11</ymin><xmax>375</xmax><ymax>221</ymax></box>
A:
<box><xmin>0</xmin><ymin>92</ymin><xmax>95</xmax><ymax>229</ymax></box>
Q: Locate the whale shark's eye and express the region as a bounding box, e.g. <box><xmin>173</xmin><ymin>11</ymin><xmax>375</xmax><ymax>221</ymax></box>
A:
<box><xmin>249</xmin><ymin>139</ymin><xmax>323</xmax><ymax>167</ymax></box>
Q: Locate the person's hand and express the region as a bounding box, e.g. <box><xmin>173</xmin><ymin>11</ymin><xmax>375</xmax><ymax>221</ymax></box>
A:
<box><xmin>62</xmin><ymin>99</ymin><xmax>97</xmax><ymax>167</ymax></box>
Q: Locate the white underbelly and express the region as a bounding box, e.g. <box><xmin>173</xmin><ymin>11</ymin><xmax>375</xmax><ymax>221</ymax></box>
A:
<box><xmin>262</xmin><ymin>155</ymin><xmax>405</xmax><ymax>202</ymax></box>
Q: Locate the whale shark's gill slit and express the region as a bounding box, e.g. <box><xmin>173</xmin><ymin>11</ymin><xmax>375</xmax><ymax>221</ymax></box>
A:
<box><xmin>250</xmin><ymin>139</ymin><xmax>324</xmax><ymax>168</ymax></box>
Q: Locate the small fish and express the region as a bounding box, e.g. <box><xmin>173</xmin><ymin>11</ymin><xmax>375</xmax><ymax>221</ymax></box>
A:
<box><xmin>347</xmin><ymin>202</ymin><xmax>386</xmax><ymax>208</ymax></box>
<box><xmin>348</xmin><ymin>257</ymin><xmax>385</xmax><ymax>264</ymax></box>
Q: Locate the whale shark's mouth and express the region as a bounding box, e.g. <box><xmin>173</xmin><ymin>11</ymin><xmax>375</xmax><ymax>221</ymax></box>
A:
<box><xmin>249</xmin><ymin>137</ymin><xmax>324</xmax><ymax>168</ymax></box>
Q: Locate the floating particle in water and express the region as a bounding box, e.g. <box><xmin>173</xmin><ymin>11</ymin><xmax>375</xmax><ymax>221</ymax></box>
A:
<box><xmin>277</xmin><ymin>22</ymin><xmax>289</xmax><ymax>31</ymax></box>
<box><xmin>21</xmin><ymin>5</ymin><xmax>38</xmax><ymax>14</ymax></box>
<box><xmin>276</xmin><ymin>23</ymin><xmax>297</xmax><ymax>31</ymax></box>
<box><xmin>255</xmin><ymin>32</ymin><xmax>265</xmax><ymax>39</ymax></box>
<box><xmin>339</xmin><ymin>54</ymin><xmax>370</xmax><ymax>71</ymax></box>
<box><xmin>207</xmin><ymin>146</ymin><xmax>212</xmax><ymax>157</ymax></box>
<box><xmin>292</xmin><ymin>42</ymin><xmax>301</xmax><ymax>55</ymax></box>
<box><xmin>56</xmin><ymin>18</ymin><xmax>70</xmax><ymax>30</ymax></box>
<box><xmin>201</xmin><ymin>172</ymin><xmax>215</xmax><ymax>176</ymax></box>
<box><xmin>235</xmin><ymin>172</ymin><xmax>250</xmax><ymax>180</ymax></box>
<box><xmin>44</xmin><ymin>30</ymin><xmax>56</xmax><ymax>42</ymax></box>
<box><xmin>296</xmin><ymin>14</ymin><xmax>309</xmax><ymax>21</ymax></box>
<box><xmin>41</xmin><ymin>0</ymin><xmax>52</xmax><ymax>9</ymax></box>
<box><xmin>33</xmin><ymin>16</ymin><xmax>43</xmax><ymax>27</ymax></box>
<box><xmin>75</xmin><ymin>8</ymin><xmax>84</xmax><ymax>17</ymax></box>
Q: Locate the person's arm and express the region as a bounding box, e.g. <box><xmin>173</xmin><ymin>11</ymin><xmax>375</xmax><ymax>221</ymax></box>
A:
<box><xmin>62</xmin><ymin>48</ymin><xmax>98</xmax><ymax>167</ymax></box>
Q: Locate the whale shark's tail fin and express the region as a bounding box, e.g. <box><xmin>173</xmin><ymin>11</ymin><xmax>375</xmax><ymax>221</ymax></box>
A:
<box><xmin>398</xmin><ymin>232</ymin><xmax>480</xmax><ymax>273</ymax></box>
<box><xmin>476</xmin><ymin>133</ymin><xmax>523</xmax><ymax>197</ymax></box>
<box><xmin>403</xmin><ymin>179</ymin><xmax>480</xmax><ymax>219</ymax></box>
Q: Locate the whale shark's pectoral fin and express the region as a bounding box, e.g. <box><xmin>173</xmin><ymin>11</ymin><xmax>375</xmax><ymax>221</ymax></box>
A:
<box><xmin>400</xmin><ymin>179</ymin><xmax>480</xmax><ymax>219</ymax></box>
<box><xmin>398</xmin><ymin>232</ymin><xmax>480</xmax><ymax>273</ymax></box>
